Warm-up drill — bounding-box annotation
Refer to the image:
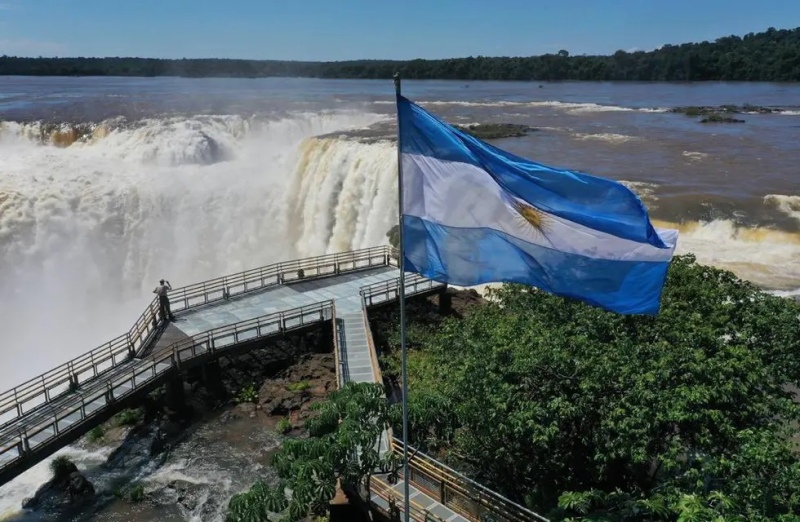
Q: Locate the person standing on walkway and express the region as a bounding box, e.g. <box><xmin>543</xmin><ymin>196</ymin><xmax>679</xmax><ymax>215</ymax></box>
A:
<box><xmin>153</xmin><ymin>279</ymin><xmax>176</xmax><ymax>322</ymax></box>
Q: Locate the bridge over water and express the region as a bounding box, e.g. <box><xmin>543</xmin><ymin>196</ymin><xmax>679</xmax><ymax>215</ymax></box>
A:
<box><xmin>0</xmin><ymin>246</ymin><xmax>546</xmax><ymax>522</ymax></box>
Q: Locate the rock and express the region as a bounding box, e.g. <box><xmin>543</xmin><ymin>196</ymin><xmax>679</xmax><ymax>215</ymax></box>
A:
<box><xmin>218</xmin><ymin>410</ymin><xmax>240</xmax><ymax>424</ymax></box>
<box><xmin>165</xmin><ymin>480</ymin><xmax>200</xmax><ymax>513</ymax></box>
<box><xmin>669</xmin><ymin>104</ymin><xmax>780</xmax><ymax>119</ymax></box>
<box><xmin>68</xmin><ymin>471</ymin><xmax>95</xmax><ymax>501</ymax></box>
<box><xmin>454</xmin><ymin>123</ymin><xmax>536</xmax><ymax>140</ymax></box>
<box><xmin>22</xmin><ymin>460</ymin><xmax>95</xmax><ymax>513</ymax></box>
<box><xmin>150</xmin><ymin>419</ymin><xmax>185</xmax><ymax>455</ymax></box>
<box><xmin>266</xmin><ymin>393</ymin><xmax>308</xmax><ymax>416</ymax></box>
<box><xmin>700</xmin><ymin>115</ymin><xmax>745</xmax><ymax>124</ymax></box>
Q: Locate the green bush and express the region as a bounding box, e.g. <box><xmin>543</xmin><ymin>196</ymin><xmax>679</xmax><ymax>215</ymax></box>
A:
<box><xmin>285</xmin><ymin>380</ymin><xmax>312</xmax><ymax>393</ymax></box>
<box><xmin>127</xmin><ymin>483</ymin><xmax>146</xmax><ymax>503</ymax></box>
<box><xmin>86</xmin><ymin>425</ymin><xmax>105</xmax><ymax>443</ymax></box>
<box><xmin>276</xmin><ymin>418</ymin><xmax>292</xmax><ymax>434</ymax></box>
<box><xmin>115</xmin><ymin>408</ymin><xmax>143</xmax><ymax>427</ymax></box>
<box><xmin>227</xmin><ymin>382</ymin><xmax>400</xmax><ymax>522</ymax></box>
<box><xmin>235</xmin><ymin>383</ymin><xmax>258</xmax><ymax>404</ymax></box>
<box><xmin>49</xmin><ymin>455</ymin><xmax>75</xmax><ymax>480</ymax></box>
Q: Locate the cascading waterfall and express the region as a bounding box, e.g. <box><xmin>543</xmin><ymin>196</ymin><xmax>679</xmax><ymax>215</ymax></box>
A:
<box><xmin>288</xmin><ymin>137</ymin><xmax>397</xmax><ymax>257</ymax></box>
<box><xmin>0</xmin><ymin>112</ymin><xmax>389</xmax><ymax>387</ymax></box>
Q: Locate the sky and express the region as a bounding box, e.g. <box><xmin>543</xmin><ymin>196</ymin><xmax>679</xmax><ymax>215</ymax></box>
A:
<box><xmin>0</xmin><ymin>0</ymin><xmax>798</xmax><ymax>61</ymax></box>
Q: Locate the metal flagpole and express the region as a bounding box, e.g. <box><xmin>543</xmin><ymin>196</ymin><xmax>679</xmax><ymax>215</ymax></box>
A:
<box><xmin>393</xmin><ymin>71</ymin><xmax>411</xmax><ymax>522</ymax></box>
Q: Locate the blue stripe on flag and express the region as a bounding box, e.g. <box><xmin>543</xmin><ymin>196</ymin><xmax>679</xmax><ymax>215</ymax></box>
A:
<box><xmin>403</xmin><ymin>215</ymin><xmax>671</xmax><ymax>315</ymax></box>
<box><xmin>397</xmin><ymin>95</ymin><xmax>666</xmax><ymax>248</ymax></box>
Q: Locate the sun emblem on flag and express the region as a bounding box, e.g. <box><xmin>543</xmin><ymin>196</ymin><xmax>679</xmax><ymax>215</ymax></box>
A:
<box><xmin>512</xmin><ymin>200</ymin><xmax>550</xmax><ymax>237</ymax></box>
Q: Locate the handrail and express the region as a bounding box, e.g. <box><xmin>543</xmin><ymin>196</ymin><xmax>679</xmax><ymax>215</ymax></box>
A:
<box><xmin>0</xmin><ymin>245</ymin><xmax>393</xmax><ymax>429</ymax></box>
<box><xmin>0</xmin><ymin>301</ymin><xmax>334</xmax><ymax>462</ymax></box>
<box><xmin>370</xmin><ymin>475</ymin><xmax>449</xmax><ymax>522</ymax></box>
<box><xmin>360</xmin><ymin>287</ymin><xmax>394</xmax><ymax>443</ymax></box>
<box><xmin>392</xmin><ymin>438</ymin><xmax>548</xmax><ymax>522</ymax></box>
<box><xmin>359</xmin><ymin>272</ymin><xmax>444</xmax><ymax>307</ymax></box>
<box><xmin>331</xmin><ymin>305</ymin><xmax>343</xmax><ymax>389</ymax></box>
<box><xmin>167</xmin><ymin>245</ymin><xmax>393</xmax><ymax>315</ymax></box>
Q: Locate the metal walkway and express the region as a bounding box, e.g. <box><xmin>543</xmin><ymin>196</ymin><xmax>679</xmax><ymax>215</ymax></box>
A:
<box><xmin>0</xmin><ymin>247</ymin><xmax>426</xmax><ymax>484</ymax></box>
<box><xmin>0</xmin><ymin>245</ymin><xmax>544</xmax><ymax>521</ymax></box>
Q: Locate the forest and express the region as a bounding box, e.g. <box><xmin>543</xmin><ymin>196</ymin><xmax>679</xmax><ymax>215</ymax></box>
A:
<box><xmin>1</xmin><ymin>27</ymin><xmax>798</xmax><ymax>81</ymax></box>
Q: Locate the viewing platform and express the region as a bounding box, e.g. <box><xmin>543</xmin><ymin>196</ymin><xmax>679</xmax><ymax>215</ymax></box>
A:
<box><xmin>0</xmin><ymin>246</ymin><xmax>546</xmax><ymax>521</ymax></box>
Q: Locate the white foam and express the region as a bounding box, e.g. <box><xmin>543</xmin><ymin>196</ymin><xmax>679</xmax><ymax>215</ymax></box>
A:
<box><xmin>619</xmin><ymin>180</ymin><xmax>659</xmax><ymax>204</ymax></box>
<box><xmin>372</xmin><ymin>99</ymin><xmax>665</xmax><ymax>114</ymax></box>
<box><xmin>573</xmin><ymin>132</ymin><xmax>641</xmax><ymax>144</ymax></box>
<box><xmin>682</xmin><ymin>151</ymin><xmax>709</xmax><ymax>161</ymax></box>
<box><xmin>0</xmin><ymin>446</ymin><xmax>111</xmax><ymax>519</ymax></box>
<box><xmin>658</xmin><ymin>219</ymin><xmax>800</xmax><ymax>291</ymax></box>
<box><xmin>769</xmin><ymin>288</ymin><xmax>800</xmax><ymax>298</ymax></box>
<box><xmin>764</xmin><ymin>194</ymin><xmax>800</xmax><ymax>224</ymax></box>
<box><xmin>0</xmin><ymin>111</ymin><xmax>387</xmax><ymax>386</ymax></box>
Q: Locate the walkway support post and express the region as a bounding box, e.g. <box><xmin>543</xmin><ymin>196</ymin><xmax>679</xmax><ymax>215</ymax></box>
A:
<box><xmin>439</xmin><ymin>290</ymin><xmax>452</xmax><ymax>315</ymax></box>
<box><xmin>393</xmin><ymin>71</ymin><xmax>411</xmax><ymax>522</ymax></box>
<box><xmin>165</xmin><ymin>374</ymin><xmax>185</xmax><ymax>412</ymax></box>
<box><xmin>202</xmin><ymin>361</ymin><xmax>225</xmax><ymax>398</ymax></box>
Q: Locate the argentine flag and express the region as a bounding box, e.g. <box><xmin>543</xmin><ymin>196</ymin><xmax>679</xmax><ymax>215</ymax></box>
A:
<box><xmin>397</xmin><ymin>95</ymin><xmax>678</xmax><ymax>315</ymax></box>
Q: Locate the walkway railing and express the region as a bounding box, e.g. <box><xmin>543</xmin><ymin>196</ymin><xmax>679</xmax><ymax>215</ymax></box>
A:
<box><xmin>0</xmin><ymin>301</ymin><xmax>333</xmax><ymax>473</ymax></box>
<box><xmin>0</xmin><ymin>246</ymin><xmax>393</xmax><ymax>428</ymax></box>
<box><xmin>331</xmin><ymin>306</ymin><xmax>345</xmax><ymax>389</ymax></box>
<box><xmin>392</xmin><ymin>439</ymin><xmax>548</xmax><ymax>522</ymax></box>
<box><xmin>359</xmin><ymin>273</ymin><xmax>445</xmax><ymax>308</ymax></box>
<box><xmin>369</xmin><ymin>479</ymin><xmax>448</xmax><ymax>522</ymax></box>
<box><xmin>168</xmin><ymin>245</ymin><xmax>392</xmax><ymax>315</ymax></box>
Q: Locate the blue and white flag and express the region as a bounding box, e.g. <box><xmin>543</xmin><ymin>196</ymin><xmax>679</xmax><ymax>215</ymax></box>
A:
<box><xmin>396</xmin><ymin>95</ymin><xmax>678</xmax><ymax>315</ymax></box>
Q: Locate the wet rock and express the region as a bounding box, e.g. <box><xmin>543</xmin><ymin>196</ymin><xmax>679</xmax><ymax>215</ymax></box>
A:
<box><xmin>164</xmin><ymin>480</ymin><xmax>200</xmax><ymax>513</ymax></box>
<box><xmin>150</xmin><ymin>419</ymin><xmax>186</xmax><ymax>455</ymax></box>
<box><xmin>22</xmin><ymin>458</ymin><xmax>95</xmax><ymax>513</ymax></box>
<box><xmin>67</xmin><ymin>471</ymin><xmax>95</xmax><ymax>501</ymax></box>
<box><xmin>454</xmin><ymin>123</ymin><xmax>536</xmax><ymax>140</ymax></box>
<box><xmin>258</xmin><ymin>354</ymin><xmax>336</xmax><ymax>418</ymax></box>
<box><xmin>218</xmin><ymin>410</ymin><xmax>240</xmax><ymax>424</ymax></box>
<box><xmin>670</xmin><ymin>104</ymin><xmax>783</xmax><ymax>116</ymax></box>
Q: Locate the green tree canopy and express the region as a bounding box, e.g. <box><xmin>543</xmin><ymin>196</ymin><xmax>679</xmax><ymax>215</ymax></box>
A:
<box><xmin>377</xmin><ymin>254</ymin><xmax>800</xmax><ymax>520</ymax></box>
<box><xmin>226</xmin><ymin>382</ymin><xmax>401</xmax><ymax>522</ymax></box>
<box><xmin>2</xmin><ymin>27</ymin><xmax>799</xmax><ymax>81</ymax></box>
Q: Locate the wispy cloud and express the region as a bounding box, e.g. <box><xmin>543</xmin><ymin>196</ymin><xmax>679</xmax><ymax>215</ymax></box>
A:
<box><xmin>0</xmin><ymin>38</ymin><xmax>69</xmax><ymax>57</ymax></box>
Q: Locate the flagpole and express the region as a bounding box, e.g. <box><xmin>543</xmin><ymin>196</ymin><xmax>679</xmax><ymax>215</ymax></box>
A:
<box><xmin>393</xmin><ymin>71</ymin><xmax>411</xmax><ymax>522</ymax></box>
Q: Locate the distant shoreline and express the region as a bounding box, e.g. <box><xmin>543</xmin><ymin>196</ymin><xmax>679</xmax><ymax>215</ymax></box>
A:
<box><xmin>1</xmin><ymin>27</ymin><xmax>798</xmax><ymax>82</ymax></box>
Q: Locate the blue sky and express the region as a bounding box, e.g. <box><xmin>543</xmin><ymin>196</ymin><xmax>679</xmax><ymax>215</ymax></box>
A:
<box><xmin>0</xmin><ymin>0</ymin><xmax>797</xmax><ymax>60</ymax></box>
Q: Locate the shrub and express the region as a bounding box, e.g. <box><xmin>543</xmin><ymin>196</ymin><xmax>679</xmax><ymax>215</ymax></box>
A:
<box><xmin>276</xmin><ymin>418</ymin><xmax>292</xmax><ymax>434</ymax></box>
<box><xmin>235</xmin><ymin>383</ymin><xmax>258</xmax><ymax>404</ymax></box>
<box><xmin>127</xmin><ymin>483</ymin><xmax>146</xmax><ymax>502</ymax></box>
<box><xmin>86</xmin><ymin>425</ymin><xmax>105</xmax><ymax>443</ymax></box>
<box><xmin>49</xmin><ymin>455</ymin><xmax>76</xmax><ymax>480</ymax></box>
<box><xmin>115</xmin><ymin>408</ymin><xmax>143</xmax><ymax>427</ymax></box>
<box><xmin>285</xmin><ymin>380</ymin><xmax>312</xmax><ymax>393</ymax></box>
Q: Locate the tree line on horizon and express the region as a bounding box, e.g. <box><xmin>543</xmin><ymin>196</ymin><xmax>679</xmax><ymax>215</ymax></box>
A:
<box><xmin>1</xmin><ymin>27</ymin><xmax>798</xmax><ymax>81</ymax></box>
